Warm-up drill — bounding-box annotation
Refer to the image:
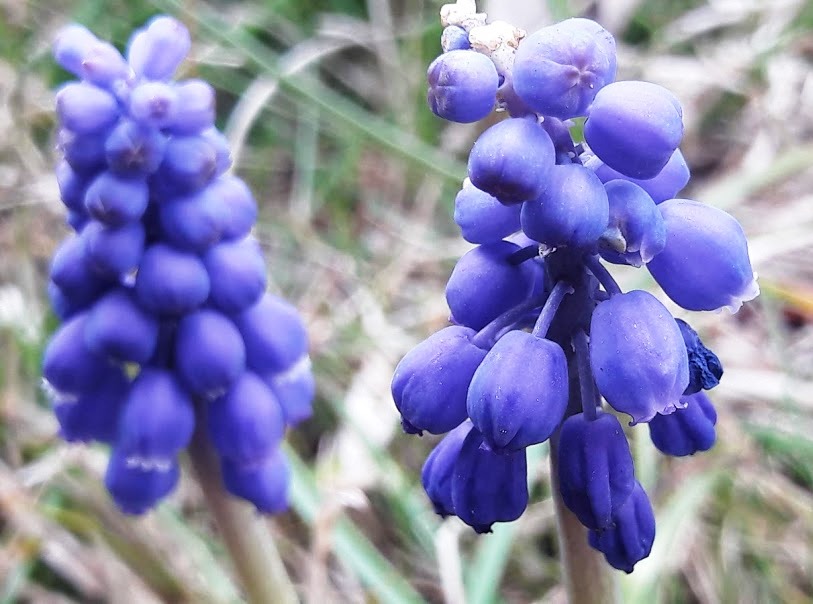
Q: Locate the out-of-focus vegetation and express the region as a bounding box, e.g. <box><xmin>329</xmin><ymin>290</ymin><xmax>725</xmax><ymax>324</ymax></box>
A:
<box><xmin>1</xmin><ymin>0</ymin><xmax>812</xmax><ymax>602</ymax></box>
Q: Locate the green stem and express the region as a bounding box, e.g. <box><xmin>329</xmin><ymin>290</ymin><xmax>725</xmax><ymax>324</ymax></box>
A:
<box><xmin>550</xmin><ymin>432</ymin><xmax>619</xmax><ymax>604</ymax></box>
<box><xmin>188</xmin><ymin>429</ymin><xmax>299</xmax><ymax>604</ymax></box>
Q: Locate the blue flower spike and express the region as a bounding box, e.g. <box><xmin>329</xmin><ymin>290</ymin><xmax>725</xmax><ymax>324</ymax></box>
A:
<box><xmin>397</xmin><ymin>1</ymin><xmax>758</xmax><ymax>572</ymax></box>
<box><xmin>45</xmin><ymin>15</ymin><xmax>314</xmax><ymax>514</ymax></box>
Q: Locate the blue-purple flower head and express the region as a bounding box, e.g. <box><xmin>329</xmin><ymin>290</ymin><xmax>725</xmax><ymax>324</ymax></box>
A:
<box><xmin>394</xmin><ymin>1</ymin><xmax>758</xmax><ymax>574</ymax></box>
<box><xmin>44</xmin><ymin>16</ymin><xmax>315</xmax><ymax>515</ymax></box>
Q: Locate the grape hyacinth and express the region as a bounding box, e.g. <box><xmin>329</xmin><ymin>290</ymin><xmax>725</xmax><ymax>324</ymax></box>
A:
<box><xmin>44</xmin><ymin>16</ymin><xmax>315</xmax><ymax>516</ymax></box>
<box><xmin>394</xmin><ymin>0</ymin><xmax>758</xmax><ymax>578</ymax></box>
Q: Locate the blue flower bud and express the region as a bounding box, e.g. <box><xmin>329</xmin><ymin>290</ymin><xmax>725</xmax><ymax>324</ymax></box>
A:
<box><xmin>56</xmin><ymin>161</ymin><xmax>89</xmax><ymax>213</ymax></box>
<box><xmin>117</xmin><ymin>368</ymin><xmax>195</xmax><ymax>458</ymax></box>
<box><xmin>467</xmin><ymin>330</ymin><xmax>568</xmax><ymax>451</ymax></box>
<box><xmin>207</xmin><ymin>372</ymin><xmax>285</xmax><ymax>464</ymax></box>
<box><xmin>591</xmin><ymin>149</ymin><xmax>690</xmax><ymax>204</ymax></box>
<box><xmin>676</xmin><ymin>319</ymin><xmax>723</xmax><ymax>395</ymax></box>
<box><xmin>647</xmin><ymin>199</ymin><xmax>759</xmax><ymax>312</ymax></box>
<box><xmin>104</xmin><ymin>119</ymin><xmax>167</xmax><ymax>176</ymax></box>
<box><xmin>50</xmin><ymin>235</ymin><xmax>114</xmax><ymax>307</ymax></box>
<box><xmin>56</xmin><ymin>82</ymin><xmax>120</xmax><ymax>134</ymax></box>
<box><xmin>42</xmin><ymin>313</ymin><xmax>115</xmax><ymax>395</ymax></box>
<box><xmin>648</xmin><ymin>392</ymin><xmax>717</xmax><ymax>456</ymax></box>
<box><xmin>84</xmin><ymin>288</ymin><xmax>159</xmax><ymax>363</ymax></box>
<box><xmin>105</xmin><ymin>450</ymin><xmax>180</xmax><ymax>515</ymax></box>
<box><xmin>204</xmin><ymin>237</ymin><xmax>267</xmax><ymax>314</ymax></box>
<box><xmin>588</xmin><ymin>481</ymin><xmax>655</xmax><ymax>573</ymax></box>
<box><xmin>207</xmin><ymin>176</ymin><xmax>257</xmax><ymax>240</ymax></box>
<box><xmin>452</xmin><ymin>428</ymin><xmax>528</xmax><ymax>533</ymax></box>
<box><xmin>167</xmin><ymin>80</ymin><xmax>216</xmax><ymax>135</ymax></box>
<box><xmin>82</xmin><ymin>219</ymin><xmax>145</xmax><ymax>277</ymax></box>
<box><xmin>135</xmin><ymin>243</ymin><xmax>210</xmax><ymax>315</ymax></box>
<box><xmin>513</xmin><ymin>18</ymin><xmax>616</xmax><ymax>119</ymax></box>
<box><xmin>200</xmin><ymin>128</ymin><xmax>232</xmax><ymax>174</ymax></box>
<box><xmin>53</xmin><ymin>367</ymin><xmax>129</xmax><ymax>443</ymax></box>
<box><xmin>392</xmin><ymin>325</ymin><xmax>487</xmax><ymax>435</ymax></box>
<box><xmin>427</xmin><ymin>50</ymin><xmax>498</xmax><ymax>123</ymax></box>
<box><xmin>175</xmin><ymin>310</ymin><xmax>246</xmax><ymax>396</ymax></box>
<box><xmin>53</xmin><ymin>24</ymin><xmax>98</xmax><ymax>77</ymax></box>
<box><xmin>520</xmin><ymin>163</ymin><xmax>610</xmax><ymax>249</ymax></box>
<box><xmin>127</xmin><ymin>16</ymin><xmax>191</xmax><ymax>81</ymax></box>
<box><xmin>585</xmin><ymin>81</ymin><xmax>683</xmax><ymax>179</ymax></box>
<box><xmin>598</xmin><ymin>180</ymin><xmax>666</xmax><ymax>267</ymax></box>
<box><xmin>159</xmin><ymin>187</ymin><xmax>228</xmax><ymax>251</ymax></box>
<box><xmin>84</xmin><ymin>171</ymin><xmax>149</xmax><ymax>226</ymax></box>
<box><xmin>453</xmin><ymin>178</ymin><xmax>521</xmax><ymax>244</ymax></box>
<box><xmin>236</xmin><ymin>294</ymin><xmax>309</xmax><ymax>375</ymax></box>
<box><xmin>557</xmin><ymin>412</ymin><xmax>635</xmax><ymax>529</ymax></box>
<box><xmin>441</xmin><ymin>26</ymin><xmax>470</xmax><ymax>52</ymax></box>
<box><xmin>590</xmin><ymin>290</ymin><xmax>689</xmax><ymax>423</ymax></box>
<box><xmin>59</xmin><ymin>128</ymin><xmax>108</xmax><ymax>175</ymax></box>
<box><xmin>129</xmin><ymin>82</ymin><xmax>178</xmax><ymax>129</ymax></box>
<box><xmin>445</xmin><ymin>241</ymin><xmax>537</xmax><ymax>330</ymax></box>
<box><xmin>79</xmin><ymin>41</ymin><xmax>130</xmax><ymax>88</ymax></box>
<box><xmin>155</xmin><ymin>135</ymin><xmax>218</xmax><ymax>194</ymax></box>
<box><xmin>265</xmin><ymin>356</ymin><xmax>315</xmax><ymax>426</ymax></box>
<box><xmin>221</xmin><ymin>449</ymin><xmax>290</xmax><ymax>514</ymax></box>
<box><xmin>421</xmin><ymin>421</ymin><xmax>473</xmax><ymax>516</ymax></box>
<box><xmin>468</xmin><ymin>117</ymin><xmax>555</xmax><ymax>204</ymax></box>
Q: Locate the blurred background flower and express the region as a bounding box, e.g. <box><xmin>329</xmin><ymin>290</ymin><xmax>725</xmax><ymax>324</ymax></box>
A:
<box><xmin>0</xmin><ymin>0</ymin><xmax>812</xmax><ymax>602</ymax></box>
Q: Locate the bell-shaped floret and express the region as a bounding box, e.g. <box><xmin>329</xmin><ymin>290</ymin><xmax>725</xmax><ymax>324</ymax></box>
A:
<box><xmin>56</xmin><ymin>161</ymin><xmax>89</xmax><ymax>213</ymax></box>
<box><xmin>167</xmin><ymin>80</ymin><xmax>216</xmax><ymax>135</ymax></box>
<box><xmin>441</xmin><ymin>26</ymin><xmax>470</xmax><ymax>52</ymax></box>
<box><xmin>598</xmin><ymin>180</ymin><xmax>666</xmax><ymax>267</ymax></box>
<box><xmin>204</xmin><ymin>237</ymin><xmax>267</xmax><ymax>313</ymax></box>
<box><xmin>467</xmin><ymin>330</ymin><xmax>568</xmax><ymax>451</ymax></box>
<box><xmin>468</xmin><ymin>117</ymin><xmax>555</xmax><ymax>204</ymax></box>
<box><xmin>421</xmin><ymin>421</ymin><xmax>473</xmax><ymax>517</ymax></box>
<box><xmin>588</xmin><ymin>481</ymin><xmax>655</xmax><ymax>573</ymax></box>
<box><xmin>557</xmin><ymin>411</ymin><xmax>636</xmax><ymax>529</ymax></box>
<box><xmin>128</xmin><ymin>82</ymin><xmax>179</xmax><ymax>129</ymax></box>
<box><xmin>265</xmin><ymin>356</ymin><xmax>315</xmax><ymax>426</ymax></box>
<box><xmin>647</xmin><ymin>199</ymin><xmax>759</xmax><ymax>312</ymax></box>
<box><xmin>55</xmin><ymin>82</ymin><xmax>120</xmax><ymax>134</ymax></box>
<box><xmin>84</xmin><ymin>288</ymin><xmax>159</xmax><ymax>363</ymax></box>
<box><xmin>585</xmin><ymin>81</ymin><xmax>683</xmax><ymax>179</ymax></box>
<box><xmin>53</xmin><ymin>367</ymin><xmax>129</xmax><ymax>444</ymax></box>
<box><xmin>154</xmin><ymin>135</ymin><xmax>218</xmax><ymax>195</ymax></box>
<box><xmin>206</xmin><ymin>176</ymin><xmax>257</xmax><ymax>241</ymax></box>
<box><xmin>50</xmin><ymin>234</ymin><xmax>114</xmax><ymax>307</ymax></box>
<box><xmin>235</xmin><ymin>294</ymin><xmax>309</xmax><ymax>376</ymax></box>
<box><xmin>221</xmin><ymin>449</ymin><xmax>290</xmax><ymax>514</ymax></box>
<box><xmin>445</xmin><ymin>241</ymin><xmax>537</xmax><ymax>330</ymax></box>
<box><xmin>175</xmin><ymin>310</ymin><xmax>246</xmax><ymax>396</ymax></box>
<box><xmin>105</xmin><ymin>450</ymin><xmax>180</xmax><ymax>515</ymax></box>
<box><xmin>427</xmin><ymin>49</ymin><xmax>499</xmax><ymax>123</ymax></box>
<box><xmin>53</xmin><ymin>24</ymin><xmax>99</xmax><ymax>77</ymax></box>
<box><xmin>159</xmin><ymin>186</ymin><xmax>228</xmax><ymax>251</ymax></box>
<box><xmin>104</xmin><ymin>119</ymin><xmax>166</xmax><ymax>177</ymax></box>
<box><xmin>520</xmin><ymin>163</ymin><xmax>609</xmax><ymax>249</ymax></box>
<box><xmin>452</xmin><ymin>428</ymin><xmax>528</xmax><ymax>533</ymax></box>
<box><xmin>135</xmin><ymin>243</ymin><xmax>210</xmax><ymax>315</ymax></box>
<box><xmin>127</xmin><ymin>16</ymin><xmax>191</xmax><ymax>81</ymax></box>
<box><xmin>200</xmin><ymin>128</ymin><xmax>232</xmax><ymax>174</ymax></box>
<box><xmin>392</xmin><ymin>325</ymin><xmax>486</xmax><ymax>435</ymax></box>
<box><xmin>675</xmin><ymin>319</ymin><xmax>723</xmax><ymax>395</ymax></box>
<box><xmin>453</xmin><ymin>178</ymin><xmax>521</xmax><ymax>244</ymax></box>
<box><xmin>42</xmin><ymin>313</ymin><xmax>115</xmax><ymax>395</ymax></box>
<box><xmin>590</xmin><ymin>290</ymin><xmax>689</xmax><ymax>423</ymax></box>
<box><xmin>513</xmin><ymin>18</ymin><xmax>616</xmax><ymax>119</ymax></box>
<box><xmin>84</xmin><ymin>171</ymin><xmax>150</xmax><ymax>226</ymax></box>
<box><xmin>648</xmin><ymin>392</ymin><xmax>717</xmax><ymax>456</ymax></box>
<box><xmin>82</xmin><ymin>219</ymin><xmax>145</xmax><ymax>277</ymax></box>
<box><xmin>591</xmin><ymin>149</ymin><xmax>690</xmax><ymax>204</ymax></box>
<box><xmin>117</xmin><ymin>368</ymin><xmax>195</xmax><ymax>458</ymax></box>
<box><xmin>59</xmin><ymin>128</ymin><xmax>108</xmax><ymax>175</ymax></box>
<box><xmin>207</xmin><ymin>372</ymin><xmax>285</xmax><ymax>464</ymax></box>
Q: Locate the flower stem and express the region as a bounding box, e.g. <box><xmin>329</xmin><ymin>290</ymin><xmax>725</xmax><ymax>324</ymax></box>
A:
<box><xmin>550</xmin><ymin>431</ymin><xmax>619</xmax><ymax>604</ymax></box>
<box><xmin>532</xmin><ymin>280</ymin><xmax>574</xmax><ymax>338</ymax></box>
<box><xmin>584</xmin><ymin>254</ymin><xmax>621</xmax><ymax>296</ymax></box>
<box><xmin>188</xmin><ymin>426</ymin><xmax>299</xmax><ymax>604</ymax></box>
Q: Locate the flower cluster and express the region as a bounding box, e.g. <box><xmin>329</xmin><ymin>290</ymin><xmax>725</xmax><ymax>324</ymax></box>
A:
<box><xmin>44</xmin><ymin>16</ymin><xmax>314</xmax><ymax>514</ymax></box>
<box><xmin>393</xmin><ymin>1</ymin><xmax>756</xmax><ymax>573</ymax></box>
